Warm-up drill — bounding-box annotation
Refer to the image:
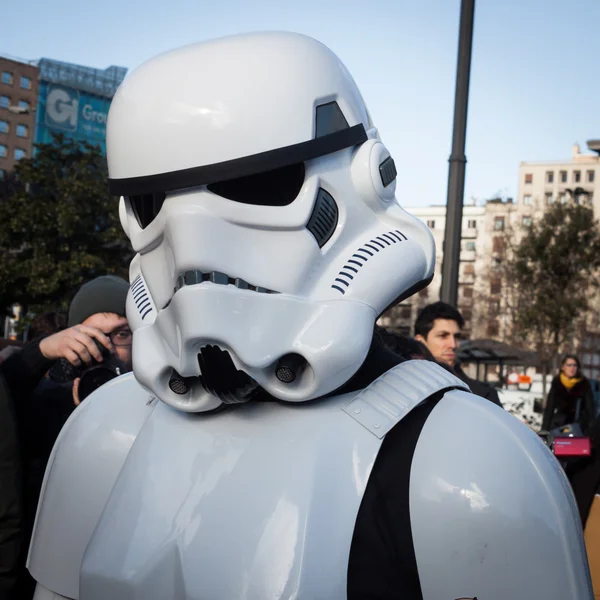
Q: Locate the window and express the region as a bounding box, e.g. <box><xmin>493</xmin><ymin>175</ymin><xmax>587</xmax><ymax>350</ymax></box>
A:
<box><xmin>463</xmin><ymin>286</ymin><xmax>473</xmax><ymax>299</ymax></box>
<box><xmin>493</xmin><ymin>216</ymin><xmax>505</xmax><ymax>231</ymax></box>
<box><xmin>462</xmin><ymin>309</ymin><xmax>472</xmax><ymax>321</ymax></box>
<box><xmin>464</xmin><ymin>264</ymin><xmax>475</xmax><ymax>276</ymax></box>
<box><xmin>560</xmin><ymin>170</ymin><xmax>567</xmax><ymax>183</ymax></box>
<box><xmin>559</xmin><ymin>193</ymin><xmax>567</xmax><ymax>204</ymax></box>
<box><xmin>574</xmin><ymin>170</ymin><xmax>581</xmax><ymax>183</ymax></box>
<box><xmin>14</xmin><ymin>148</ymin><xmax>25</xmax><ymax>161</ymax></box>
<box><xmin>492</xmin><ymin>236</ymin><xmax>505</xmax><ymax>253</ymax></box>
<box><xmin>490</xmin><ymin>279</ymin><xmax>501</xmax><ymax>295</ymax></box>
<box><xmin>546</xmin><ymin>171</ymin><xmax>554</xmax><ymax>183</ymax></box>
<box><xmin>487</xmin><ymin>321</ymin><xmax>499</xmax><ymax>337</ymax></box>
<box><xmin>418</xmin><ymin>288</ymin><xmax>429</xmax><ymax>298</ymax></box>
<box><xmin>16</xmin><ymin>124</ymin><xmax>28</xmax><ymax>138</ymax></box>
<box><xmin>0</xmin><ymin>96</ymin><xmax>9</xmax><ymax>108</ymax></box>
<box><xmin>18</xmin><ymin>100</ymin><xmax>29</xmax><ymax>111</ymax></box>
<box><xmin>525</xmin><ymin>173</ymin><xmax>533</xmax><ymax>184</ymax></box>
<box><xmin>1</xmin><ymin>72</ymin><xmax>12</xmax><ymax>85</ymax></box>
<box><xmin>522</xmin><ymin>216</ymin><xmax>532</xmax><ymax>226</ymax></box>
<box><xmin>489</xmin><ymin>300</ymin><xmax>500</xmax><ymax>313</ymax></box>
<box><xmin>20</xmin><ymin>76</ymin><xmax>31</xmax><ymax>90</ymax></box>
<box><xmin>588</xmin><ymin>170</ymin><xmax>595</xmax><ymax>183</ymax></box>
<box><xmin>545</xmin><ymin>192</ymin><xmax>554</xmax><ymax>204</ymax></box>
<box><xmin>465</xmin><ymin>241</ymin><xmax>476</xmax><ymax>252</ymax></box>
<box><xmin>401</xmin><ymin>306</ymin><xmax>412</xmax><ymax>319</ymax></box>
<box><xmin>0</xmin><ymin>144</ymin><xmax>6</xmax><ymax>157</ymax></box>
<box><xmin>426</xmin><ymin>219</ymin><xmax>435</xmax><ymax>229</ymax></box>
<box><xmin>0</xmin><ymin>169</ymin><xmax>5</xmax><ymax>180</ymax></box>
<box><xmin>523</xmin><ymin>194</ymin><xmax>532</xmax><ymax>205</ymax></box>
<box><xmin>467</xmin><ymin>219</ymin><xmax>477</xmax><ymax>229</ymax></box>
<box><xmin>0</xmin><ymin>120</ymin><xmax>7</xmax><ymax>134</ymax></box>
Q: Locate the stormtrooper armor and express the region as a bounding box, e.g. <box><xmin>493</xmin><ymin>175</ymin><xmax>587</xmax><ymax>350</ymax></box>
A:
<box><xmin>28</xmin><ymin>32</ymin><xmax>592</xmax><ymax>599</ymax></box>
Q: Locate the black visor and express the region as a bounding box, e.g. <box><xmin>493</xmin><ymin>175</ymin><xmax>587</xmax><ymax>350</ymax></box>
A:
<box><xmin>110</xmin><ymin>124</ymin><xmax>366</xmax><ymax>198</ymax></box>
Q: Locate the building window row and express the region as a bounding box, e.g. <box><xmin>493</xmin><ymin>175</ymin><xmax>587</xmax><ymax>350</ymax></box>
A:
<box><xmin>526</xmin><ymin>170</ymin><xmax>596</xmax><ymax>185</ymax></box>
<box><xmin>0</xmin><ymin>96</ymin><xmax>31</xmax><ymax>111</ymax></box>
<box><xmin>524</xmin><ymin>190</ymin><xmax>594</xmax><ymax>206</ymax></box>
<box><xmin>0</xmin><ymin>144</ymin><xmax>27</xmax><ymax>160</ymax></box>
<box><xmin>0</xmin><ymin>121</ymin><xmax>29</xmax><ymax>137</ymax></box>
<box><xmin>426</xmin><ymin>220</ymin><xmax>435</xmax><ymax>229</ymax></box>
<box><xmin>1</xmin><ymin>71</ymin><xmax>32</xmax><ymax>90</ymax></box>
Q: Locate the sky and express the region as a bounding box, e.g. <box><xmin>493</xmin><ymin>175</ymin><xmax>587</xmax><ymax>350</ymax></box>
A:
<box><xmin>2</xmin><ymin>0</ymin><xmax>598</xmax><ymax>207</ymax></box>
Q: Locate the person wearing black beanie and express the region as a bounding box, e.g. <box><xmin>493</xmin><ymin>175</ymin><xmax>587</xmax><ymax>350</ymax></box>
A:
<box><xmin>14</xmin><ymin>276</ymin><xmax>132</xmax><ymax>600</ymax></box>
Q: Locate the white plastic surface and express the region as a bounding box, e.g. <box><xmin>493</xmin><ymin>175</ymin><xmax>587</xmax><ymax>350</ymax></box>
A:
<box><xmin>77</xmin><ymin>394</ymin><xmax>376</xmax><ymax>599</ymax></box>
<box><xmin>27</xmin><ymin>374</ymin><xmax>158</xmax><ymax>600</ymax></box>
<box><xmin>33</xmin><ymin>583</ymin><xmax>73</xmax><ymax>600</ymax></box>
<box><xmin>106</xmin><ymin>32</ymin><xmax>436</xmax><ymax>409</ymax></box>
<box><xmin>107</xmin><ymin>32</ymin><xmax>371</xmax><ymax>179</ymax></box>
<box><xmin>28</xmin><ymin>363</ymin><xmax>592</xmax><ymax>599</ymax></box>
<box><xmin>411</xmin><ymin>389</ymin><xmax>593</xmax><ymax>599</ymax></box>
<box><xmin>344</xmin><ymin>358</ymin><xmax>468</xmax><ymax>437</ymax></box>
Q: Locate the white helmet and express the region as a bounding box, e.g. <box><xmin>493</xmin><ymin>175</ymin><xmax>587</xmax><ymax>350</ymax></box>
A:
<box><xmin>107</xmin><ymin>31</ymin><xmax>435</xmax><ymax>412</ymax></box>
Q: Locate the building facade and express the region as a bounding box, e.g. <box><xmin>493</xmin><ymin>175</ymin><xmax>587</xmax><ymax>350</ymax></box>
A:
<box><xmin>0</xmin><ymin>56</ymin><xmax>39</xmax><ymax>178</ymax></box>
<box><xmin>34</xmin><ymin>59</ymin><xmax>127</xmax><ymax>155</ymax></box>
<box><xmin>517</xmin><ymin>143</ymin><xmax>599</xmax><ymax>216</ymax></box>
<box><xmin>381</xmin><ymin>140</ymin><xmax>600</xmax><ymax>350</ymax></box>
<box><xmin>378</xmin><ymin>204</ymin><xmax>486</xmax><ymax>338</ymax></box>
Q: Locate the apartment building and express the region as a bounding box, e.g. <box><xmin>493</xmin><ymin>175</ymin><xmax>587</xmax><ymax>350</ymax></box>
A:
<box><xmin>0</xmin><ymin>56</ymin><xmax>39</xmax><ymax>178</ymax></box>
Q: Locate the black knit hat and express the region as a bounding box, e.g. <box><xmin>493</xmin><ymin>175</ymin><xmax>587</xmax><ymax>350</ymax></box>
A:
<box><xmin>68</xmin><ymin>275</ymin><xmax>130</xmax><ymax>327</ymax></box>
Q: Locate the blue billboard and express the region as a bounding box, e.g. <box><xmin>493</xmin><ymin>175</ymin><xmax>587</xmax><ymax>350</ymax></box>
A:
<box><xmin>35</xmin><ymin>81</ymin><xmax>113</xmax><ymax>154</ymax></box>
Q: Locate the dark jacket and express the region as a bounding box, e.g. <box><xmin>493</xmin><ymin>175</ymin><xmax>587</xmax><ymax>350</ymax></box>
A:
<box><xmin>542</xmin><ymin>375</ymin><xmax>596</xmax><ymax>434</ymax></box>
<box><xmin>453</xmin><ymin>364</ymin><xmax>503</xmax><ymax>408</ymax></box>
<box><xmin>14</xmin><ymin>362</ymin><xmax>77</xmax><ymax>600</ymax></box>
<box><xmin>0</xmin><ymin>341</ymin><xmax>52</xmax><ymax>600</ymax></box>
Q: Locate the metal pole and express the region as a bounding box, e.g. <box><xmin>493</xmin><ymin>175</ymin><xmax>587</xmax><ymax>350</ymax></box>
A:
<box><xmin>440</xmin><ymin>0</ymin><xmax>476</xmax><ymax>306</ymax></box>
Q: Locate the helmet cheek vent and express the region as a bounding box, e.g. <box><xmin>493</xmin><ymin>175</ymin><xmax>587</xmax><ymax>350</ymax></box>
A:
<box><xmin>306</xmin><ymin>188</ymin><xmax>338</xmax><ymax>248</ymax></box>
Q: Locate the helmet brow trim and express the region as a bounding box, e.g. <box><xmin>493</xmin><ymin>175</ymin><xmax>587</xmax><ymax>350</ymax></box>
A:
<box><xmin>108</xmin><ymin>125</ymin><xmax>367</xmax><ymax>197</ymax></box>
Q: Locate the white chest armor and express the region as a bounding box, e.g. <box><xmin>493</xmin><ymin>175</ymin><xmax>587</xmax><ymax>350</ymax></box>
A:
<box><xmin>28</xmin><ymin>361</ymin><xmax>593</xmax><ymax>600</ymax></box>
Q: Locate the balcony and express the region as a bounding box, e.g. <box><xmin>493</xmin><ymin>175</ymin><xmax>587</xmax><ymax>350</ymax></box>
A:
<box><xmin>462</xmin><ymin>227</ymin><xmax>478</xmax><ymax>239</ymax></box>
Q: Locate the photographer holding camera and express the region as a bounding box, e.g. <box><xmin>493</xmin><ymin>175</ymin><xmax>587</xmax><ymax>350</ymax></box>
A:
<box><xmin>14</xmin><ymin>275</ymin><xmax>131</xmax><ymax>599</ymax></box>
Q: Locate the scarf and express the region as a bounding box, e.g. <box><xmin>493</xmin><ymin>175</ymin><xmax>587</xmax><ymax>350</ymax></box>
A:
<box><xmin>560</xmin><ymin>372</ymin><xmax>583</xmax><ymax>391</ymax></box>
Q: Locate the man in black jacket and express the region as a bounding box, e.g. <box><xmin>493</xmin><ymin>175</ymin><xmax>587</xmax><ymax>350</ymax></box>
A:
<box><xmin>0</xmin><ymin>312</ymin><xmax>126</xmax><ymax>600</ymax></box>
<box><xmin>414</xmin><ymin>301</ymin><xmax>503</xmax><ymax>408</ymax></box>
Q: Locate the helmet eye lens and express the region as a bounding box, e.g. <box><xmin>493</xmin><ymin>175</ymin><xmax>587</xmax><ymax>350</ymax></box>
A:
<box><xmin>127</xmin><ymin>192</ymin><xmax>166</xmax><ymax>229</ymax></box>
<box><xmin>207</xmin><ymin>162</ymin><xmax>305</xmax><ymax>207</ymax></box>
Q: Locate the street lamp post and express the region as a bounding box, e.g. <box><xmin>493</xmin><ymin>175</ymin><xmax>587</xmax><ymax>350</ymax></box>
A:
<box><xmin>440</xmin><ymin>0</ymin><xmax>476</xmax><ymax>307</ymax></box>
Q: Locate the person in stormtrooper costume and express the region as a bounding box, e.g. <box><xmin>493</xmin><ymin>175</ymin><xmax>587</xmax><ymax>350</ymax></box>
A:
<box><xmin>28</xmin><ymin>32</ymin><xmax>592</xmax><ymax>600</ymax></box>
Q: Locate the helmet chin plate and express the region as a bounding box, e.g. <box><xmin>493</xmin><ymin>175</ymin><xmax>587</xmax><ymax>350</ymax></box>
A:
<box><xmin>197</xmin><ymin>345</ymin><xmax>260</xmax><ymax>404</ymax></box>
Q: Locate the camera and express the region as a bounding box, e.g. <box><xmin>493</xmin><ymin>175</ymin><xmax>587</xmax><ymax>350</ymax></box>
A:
<box><xmin>76</xmin><ymin>339</ymin><xmax>128</xmax><ymax>401</ymax></box>
<box><xmin>48</xmin><ymin>339</ymin><xmax>128</xmax><ymax>402</ymax></box>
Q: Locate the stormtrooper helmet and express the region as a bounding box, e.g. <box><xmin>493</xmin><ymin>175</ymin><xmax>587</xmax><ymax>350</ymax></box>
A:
<box><xmin>107</xmin><ymin>31</ymin><xmax>435</xmax><ymax>412</ymax></box>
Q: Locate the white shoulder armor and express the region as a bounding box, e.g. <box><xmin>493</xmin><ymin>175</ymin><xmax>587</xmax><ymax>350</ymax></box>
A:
<box><xmin>28</xmin><ymin>374</ymin><xmax>157</xmax><ymax>600</ymax></box>
<box><xmin>411</xmin><ymin>388</ymin><xmax>593</xmax><ymax>599</ymax></box>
